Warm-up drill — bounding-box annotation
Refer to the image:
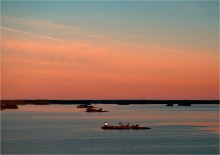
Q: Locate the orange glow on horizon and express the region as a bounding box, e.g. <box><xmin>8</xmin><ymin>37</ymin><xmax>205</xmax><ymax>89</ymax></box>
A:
<box><xmin>1</xmin><ymin>28</ymin><xmax>219</xmax><ymax>99</ymax></box>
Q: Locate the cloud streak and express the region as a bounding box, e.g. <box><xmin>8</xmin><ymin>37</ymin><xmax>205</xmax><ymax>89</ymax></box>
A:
<box><xmin>1</xmin><ymin>16</ymin><xmax>109</xmax><ymax>40</ymax></box>
<box><xmin>1</xmin><ymin>26</ymin><xmax>33</xmax><ymax>35</ymax></box>
<box><xmin>0</xmin><ymin>26</ymin><xmax>80</xmax><ymax>45</ymax></box>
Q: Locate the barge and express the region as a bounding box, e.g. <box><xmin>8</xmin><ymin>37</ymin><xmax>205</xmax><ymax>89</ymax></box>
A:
<box><xmin>102</xmin><ymin>122</ymin><xmax>151</xmax><ymax>130</ymax></box>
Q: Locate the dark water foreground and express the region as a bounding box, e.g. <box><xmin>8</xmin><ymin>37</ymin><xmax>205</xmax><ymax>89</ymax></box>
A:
<box><xmin>1</xmin><ymin>104</ymin><xmax>219</xmax><ymax>154</ymax></box>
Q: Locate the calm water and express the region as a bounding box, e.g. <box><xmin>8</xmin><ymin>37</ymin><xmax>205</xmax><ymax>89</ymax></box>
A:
<box><xmin>1</xmin><ymin>104</ymin><xmax>219</xmax><ymax>154</ymax></box>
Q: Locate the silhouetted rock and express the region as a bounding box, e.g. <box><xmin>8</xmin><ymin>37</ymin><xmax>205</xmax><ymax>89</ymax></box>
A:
<box><xmin>77</xmin><ymin>104</ymin><xmax>94</xmax><ymax>108</ymax></box>
<box><xmin>1</xmin><ymin>102</ymin><xmax>18</xmax><ymax>110</ymax></box>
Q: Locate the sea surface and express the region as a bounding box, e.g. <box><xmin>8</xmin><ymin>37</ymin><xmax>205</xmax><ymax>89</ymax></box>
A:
<box><xmin>1</xmin><ymin>104</ymin><xmax>219</xmax><ymax>154</ymax></box>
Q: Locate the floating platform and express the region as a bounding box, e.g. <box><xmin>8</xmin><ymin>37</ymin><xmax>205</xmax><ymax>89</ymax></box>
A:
<box><xmin>102</xmin><ymin>125</ymin><xmax>151</xmax><ymax>130</ymax></box>
<box><xmin>85</xmin><ymin>108</ymin><xmax>109</xmax><ymax>112</ymax></box>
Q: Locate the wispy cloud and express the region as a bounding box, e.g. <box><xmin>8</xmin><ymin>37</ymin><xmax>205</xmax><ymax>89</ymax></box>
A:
<box><xmin>0</xmin><ymin>26</ymin><xmax>33</xmax><ymax>35</ymax></box>
<box><xmin>1</xmin><ymin>16</ymin><xmax>109</xmax><ymax>40</ymax></box>
<box><xmin>0</xmin><ymin>26</ymin><xmax>84</xmax><ymax>45</ymax></box>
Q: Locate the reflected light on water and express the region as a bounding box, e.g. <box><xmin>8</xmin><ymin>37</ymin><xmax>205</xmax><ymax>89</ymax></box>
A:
<box><xmin>14</xmin><ymin>104</ymin><xmax>219</xmax><ymax>134</ymax></box>
<box><xmin>2</xmin><ymin>104</ymin><xmax>219</xmax><ymax>154</ymax></box>
<box><xmin>159</xmin><ymin>122</ymin><xmax>219</xmax><ymax>134</ymax></box>
<box><xmin>17</xmin><ymin>104</ymin><xmax>82</xmax><ymax>113</ymax></box>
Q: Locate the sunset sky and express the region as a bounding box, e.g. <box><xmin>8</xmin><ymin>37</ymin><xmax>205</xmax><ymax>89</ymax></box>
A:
<box><xmin>1</xmin><ymin>1</ymin><xmax>219</xmax><ymax>99</ymax></box>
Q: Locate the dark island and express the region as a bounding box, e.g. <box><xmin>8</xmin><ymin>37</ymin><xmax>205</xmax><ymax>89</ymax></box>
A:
<box><xmin>178</xmin><ymin>103</ymin><xmax>191</xmax><ymax>106</ymax></box>
<box><xmin>1</xmin><ymin>102</ymin><xmax>18</xmax><ymax>110</ymax></box>
<box><xmin>166</xmin><ymin>103</ymin><xmax>174</xmax><ymax>106</ymax></box>
<box><xmin>77</xmin><ymin>104</ymin><xmax>95</xmax><ymax>108</ymax></box>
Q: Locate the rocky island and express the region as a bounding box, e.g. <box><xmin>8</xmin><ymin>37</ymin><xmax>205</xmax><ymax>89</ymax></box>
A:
<box><xmin>1</xmin><ymin>102</ymin><xmax>18</xmax><ymax>110</ymax></box>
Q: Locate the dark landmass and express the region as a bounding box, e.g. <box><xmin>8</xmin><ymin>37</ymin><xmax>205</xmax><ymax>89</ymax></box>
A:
<box><xmin>0</xmin><ymin>100</ymin><xmax>219</xmax><ymax>110</ymax></box>
<box><xmin>178</xmin><ymin>103</ymin><xmax>192</xmax><ymax>106</ymax></box>
<box><xmin>77</xmin><ymin>104</ymin><xmax>95</xmax><ymax>108</ymax></box>
<box><xmin>1</xmin><ymin>101</ymin><xmax>19</xmax><ymax>110</ymax></box>
<box><xmin>1</xmin><ymin>99</ymin><xmax>219</xmax><ymax>105</ymax></box>
<box><xmin>166</xmin><ymin>103</ymin><xmax>174</xmax><ymax>106</ymax></box>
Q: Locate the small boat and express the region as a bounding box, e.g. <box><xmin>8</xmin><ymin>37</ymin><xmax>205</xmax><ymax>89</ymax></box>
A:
<box><xmin>85</xmin><ymin>108</ymin><xmax>109</xmax><ymax>112</ymax></box>
<box><xmin>101</xmin><ymin>122</ymin><xmax>150</xmax><ymax>130</ymax></box>
<box><xmin>102</xmin><ymin>126</ymin><xmax>151</xmax><ymax>130</ymax></box>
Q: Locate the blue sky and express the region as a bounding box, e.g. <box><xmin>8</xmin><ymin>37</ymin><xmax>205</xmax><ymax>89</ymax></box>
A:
<box><xmin>1</xmin><ymin>1</ymin><xmax>219</xmax><ymax>50</ymax></box>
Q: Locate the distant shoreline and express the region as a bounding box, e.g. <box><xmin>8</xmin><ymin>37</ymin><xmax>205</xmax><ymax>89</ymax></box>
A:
<box><xmin>1</xmin><ymin>100</ymin><xmax>219</xmax><ymax>110</ymax></box>
<box><xmin>1</xmin><ymin>99</ymin><xmax>219</xmax><ymax>105</ymax></box>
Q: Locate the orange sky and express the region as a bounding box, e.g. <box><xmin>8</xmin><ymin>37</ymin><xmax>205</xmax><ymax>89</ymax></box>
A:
<box><xmin>1</xmin><ymin>2</ymin><xmax>219</xmax><ymax>99</ymax></box>
<box><xmin>1</xmin><ymin>27</ymin><xmax>218</xmax><ymax>99</ymax></box>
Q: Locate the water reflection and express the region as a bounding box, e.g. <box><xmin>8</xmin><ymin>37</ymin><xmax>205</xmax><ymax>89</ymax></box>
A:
<box><xmin>159</xmin><ymin>122</ymin><xmax>219</xmax><ymax>134</ymax></box>
<box><xmin>12</xmin><ymin>104</ymin><xmax>219</xmax><ymax>135</ymax></box>
<box><xmin>17</xmin><ymin>104</ymin><xmax>82</xmax><ymax>113</ymax></box>
<box><xmin>2</xmin><ymin>104</ymin><xmax>219</xmax><ymax>154</ymax></box>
